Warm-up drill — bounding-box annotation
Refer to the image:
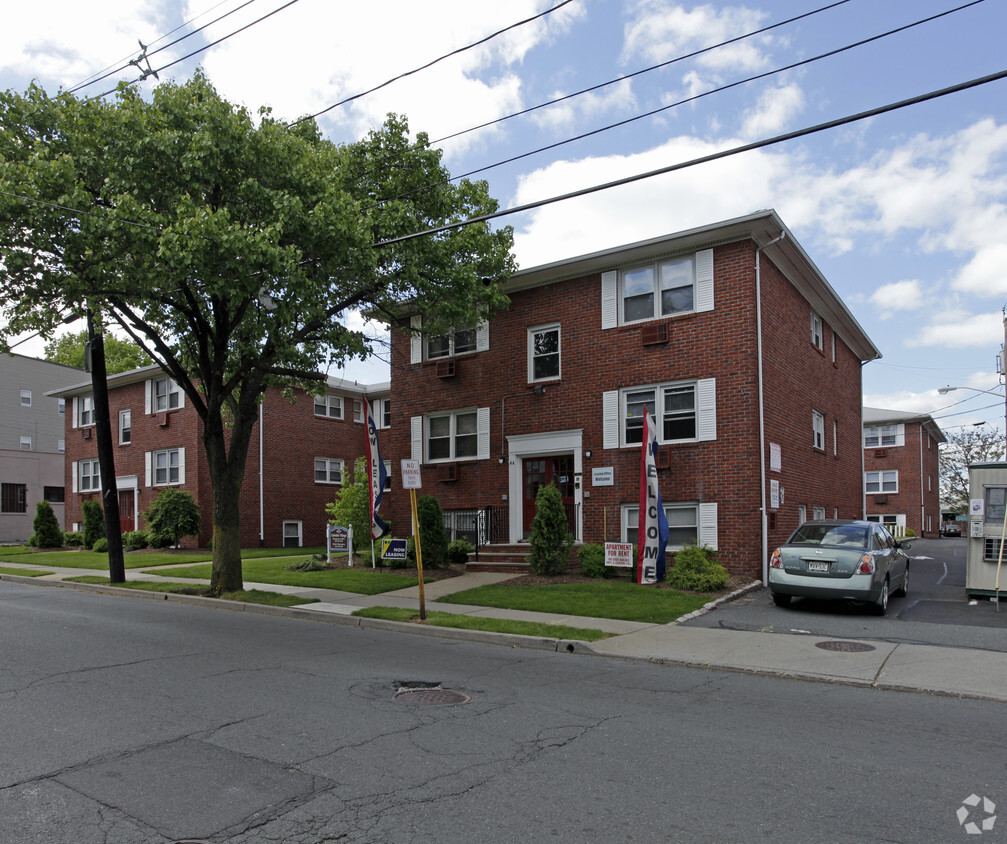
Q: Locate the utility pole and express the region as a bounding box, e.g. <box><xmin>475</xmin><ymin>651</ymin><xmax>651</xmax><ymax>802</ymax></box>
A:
<box><xmin>87</xmin><ymin>311</ymin><xmax>125</xmax><ymax>583</ymax></box>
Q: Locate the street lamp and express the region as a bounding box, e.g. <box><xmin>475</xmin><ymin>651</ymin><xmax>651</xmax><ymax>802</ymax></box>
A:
<box><xmin>938</xmin><ymin>385</ymin><xmax>1007</xmax><ymax>452</ymax></box>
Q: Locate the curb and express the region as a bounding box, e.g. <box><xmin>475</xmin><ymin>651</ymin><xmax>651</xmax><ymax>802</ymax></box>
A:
<box><xmin>673</xmin><ymin>579</ymin><xmax>763</xmax><ymax>623</ymax></box>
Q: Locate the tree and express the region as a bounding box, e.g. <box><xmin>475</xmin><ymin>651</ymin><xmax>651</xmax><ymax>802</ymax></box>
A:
<box><xmin>32</xmin><ymin>500</ymin><xmax>63</xmax><ymax>548</ymax></box>
<box><xmin>325</xmin><ymin>457</ymin><xmax>370</xmax><ymax>556</ymax></box>
<box><xmin>527</xmin><ymin>482</ymin><xmax>573</xmax><ymax>575</ymax></box>
<box><xmin>0</xmin><ymin>74</ymin><xmax>514</xmax><ymax>593</ymax></box>
<box><xmin>44</xmin><ymin>328</ymin><xmax>150</xmax><ymax>373</ymax></box>
<box><xmin>940</xmin><ymin>426</ymin><xmax>1006</xmax><ymax>512</ymax></box>
<box><xmin>143</xmin><ymin>488</ymin><xmax>202</xmax><ymax>549</ymax></box>
<box><xmin>81</xmin><ymin>499</ymin><xmax>105</xmax><ymax>550</ymax></box>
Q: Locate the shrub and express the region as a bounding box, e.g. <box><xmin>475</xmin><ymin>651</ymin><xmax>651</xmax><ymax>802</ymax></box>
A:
<box><xmin>577</xmin><ymin>543</ymin><xmax>608</xmax><ymax>578</ymax></box>
<box><xmin>324</xmin><ymin>457</ymin><xmax>371</xmax><ymax>554</ymax></box>
<box><xmin>416</xmin><ymin>495</ymin><xmax>449</xmax><ymax>569</ymax></box>
<box><xmin>447</xmin><ymin>539</ymin><xmax>475</xmax><ymax>566</ymax></box>
<box><xmin>122</xmin><ymin>530</ymin><xmax>149</xmax><ymax>551</ymax></box>
<box><xmin>63</xmin><ymin>531</ymin><xmax>84</xmax><ymax>547</ymax></box>
<box><xmin>666</xmin><ymin>544</ymin><xmax>729</xmax><ymax>592</ymax></box>
<box><xmin>143</xmin><ymin>488</ymin><xmax>201</xmax><ymax>548</ymax></box>
<box><xmin>288</xmin><ymin>554</ymin><xmax>331</xmax><ymax>572</ymax></box>
<box><xmin>33</xmin><ymin>500</ymin><xmax>64</xmax><ymax>548</ymax></box>
<box><xmin>81</xmin><ymin>499</ymin><xmax>105</xmax><ymax>549</ymax></box>
<box><xmin>92</xmin><ymin>537</ymin><xmax>109</xmax><ymax>553</ymax></box>
<box><xmin>528</xmin><ymin>483</ymin><xmax>573</xmax><ymax>576</ymax></box>
<box><xmin>27</xmin><ymin>533</ymin><xmax>37</xmax><ymax>547</ymax></box>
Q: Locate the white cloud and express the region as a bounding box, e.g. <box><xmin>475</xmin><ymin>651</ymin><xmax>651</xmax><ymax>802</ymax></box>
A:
<box><xmin>953</xmin><ymin>241</ymin><xmax>1007</xmax><ymax>297</ymax></box>
<box><xmin>905</xmin><ymin>309</ymin><xmax>1002</xmax><ymax>349</ymax></box>
<box><xmin>867</xmin><ymin>280</ymin><xmax>927</xmax><ymax>317</ymax></box>
<box><xmin>531</xmin><ymin>78</ymin><xmax>636</xmax><ymax>132</ymax></box>
<box><xmin>739</xmin><ymin>83</ymin><xmax>804</xmax><ymax>139</ymax></box>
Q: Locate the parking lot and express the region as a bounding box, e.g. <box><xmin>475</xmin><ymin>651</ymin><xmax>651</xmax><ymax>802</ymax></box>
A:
<box><xmin>683</xmin><ymin>538</ymin><xmax>1007</xmax><ymax>652</ymax></box>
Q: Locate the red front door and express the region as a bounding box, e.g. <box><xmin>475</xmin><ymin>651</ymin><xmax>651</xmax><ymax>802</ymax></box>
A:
<box><xmin>522</xmin><ymin>455</ymin><xmax>575</xmax><ymax>537</ymax></box>
<box><xmin>119</xmin><ymin>490</ymin><xmax>135</xmax><ymax>535</ymax></box>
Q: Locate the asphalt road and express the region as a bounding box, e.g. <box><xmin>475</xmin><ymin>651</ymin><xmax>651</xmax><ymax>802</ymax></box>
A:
<box><xmin>2</xmin><ymin>580</ymin><xmax>1006</xmax><ymax>843</ymax></box>
<box><xmin>685</xmin><ymin>538</ymin><xmax>1007</xmax><ymax>652</ymax></box>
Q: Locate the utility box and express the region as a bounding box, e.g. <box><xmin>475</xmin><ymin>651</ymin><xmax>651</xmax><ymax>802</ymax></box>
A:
<box><xmin>966</xmin><ymin>462</ymin><xmax>1007</xmax><ymax>599</ymax></box>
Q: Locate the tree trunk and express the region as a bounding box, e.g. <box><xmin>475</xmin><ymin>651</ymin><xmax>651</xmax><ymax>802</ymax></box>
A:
<box><xmin>209</xmin><ymin>474</ymin><xmax>243</xmax><ymax>594</ymax></box>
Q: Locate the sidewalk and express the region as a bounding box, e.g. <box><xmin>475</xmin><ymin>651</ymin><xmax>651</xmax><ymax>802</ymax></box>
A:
<box><xmin>4</xmin><ymin>564</ymin><xmax>1007</xmax><ymax>703</ymax></box>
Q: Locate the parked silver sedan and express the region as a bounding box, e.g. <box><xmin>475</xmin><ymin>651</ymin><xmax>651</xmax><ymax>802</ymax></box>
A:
<box><xmin>768</xmin><ymin>519</ymin><xmax>910</xmax><ymax>615</ymax></box>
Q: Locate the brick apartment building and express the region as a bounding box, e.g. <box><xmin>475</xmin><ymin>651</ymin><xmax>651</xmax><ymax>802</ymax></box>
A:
<box><xmin>1</xmin><ymin>353</ymin><xmax>82</xmax><ymax>542</ymax></box>
<box><xmin>385</xmin><ymin>210</ymin><xmax>881</xmax><ymax>580</ymax></box>
<box><xmin>862</xmin><ymin>406</ymin><xmax>945</xmax><ymax>538</ymax></box>
<box><xmin>51</xmin><ymin>366</ymin><xmax>390</xmax><ymax>548</ymax></box>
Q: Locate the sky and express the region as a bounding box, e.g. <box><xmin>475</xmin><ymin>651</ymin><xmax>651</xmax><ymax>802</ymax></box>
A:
<box><xmin>2</xmin><ymin>0</ymin><xmax>1006</xmax><ymax>436</ymax></box>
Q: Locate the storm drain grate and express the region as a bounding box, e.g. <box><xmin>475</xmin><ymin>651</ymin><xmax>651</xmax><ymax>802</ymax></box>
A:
<box><xmin>815</xmin><ymin>640</ymin><xmax>876</xmax><ymax>653</ymax></box>
<box><xmin>395</xmin><ymin>687</ymin><xmax>470</xmax><ymax>706</ymax></box>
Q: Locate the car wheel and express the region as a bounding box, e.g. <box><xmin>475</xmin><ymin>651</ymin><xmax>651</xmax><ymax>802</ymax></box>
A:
<box><xmin>895</xmin><ymin>566</ymin><xmax>909</xmax><ymax>598</ymax></box>
<box><xmin>871</xmin><ymin>579</ymin><xmax>889</xmax><ymax>616</ymax></box>
<box><xmin>772</xmin><ymin>593</ymin><xmax>792</xmax><ymax>608</ymax></box>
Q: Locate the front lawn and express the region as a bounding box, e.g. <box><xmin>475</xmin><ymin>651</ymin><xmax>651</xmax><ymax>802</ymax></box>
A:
<box><xmin>65</xmin><ymin>576</ymin><xmax>318</xmax><ymax>607</ymax></box>
<box><xmin>437</xmin><ymin>580</ymin><xmax>712</xmax><ymax>624</ymax></box>
<box><xmin>142</xmin><ymin>557</ymin><xmax>420</xmax><ymax>595</ymax></box>
<box><xmin>0</xmin><ymin>566</ymin><xmax>53</xmax><ymax>577</ymax></box>
<box><xmin>353</xmin><ymin>606</ymin><xmax>612</xmax><ymax>641</ymax></box>
<box><xmin>0</xmin><ymin>546</ymin><xmax>325</xmax><ymax>570</ymax></box>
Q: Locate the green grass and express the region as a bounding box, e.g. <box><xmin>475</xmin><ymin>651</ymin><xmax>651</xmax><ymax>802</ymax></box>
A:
<box><xmin>353</xmin><ymin>606</ymin><xmax>611</xmax><ymax>641</ymax></box>
<box><xmin>0</xmin><ymin>566</ymin><xmax>53</xmax><ymax>577</ymax></box>
<box><xmin>141</xmin><ymin>556</ymin><xmax>419</xmax><ymax>595</ymax></box>
<box><xmin>437</xmin><ymin>581</ymin><xmax>712</xmax><ymax>624</ymax></box>
<box><xmin>65</xmin><ymin>576</ymin><xmax>317</xmax><ymax>607</ymax></box>
<box><xmin>0</xmin><ymin>546</ymin><xmax>326</xmax><ymax>570</ymax></box>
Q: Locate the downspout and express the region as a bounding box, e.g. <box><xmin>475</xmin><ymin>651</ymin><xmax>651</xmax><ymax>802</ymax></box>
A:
<box><xmin>756</xmin><ymin>231</ymin><xmax>785</xmax><ymax>586</ymax></box>
<box><xmin>259</xmin><ymin>403</ymin><xmax>265</xmax><ymax>547</ymax></box>
<box><xmin>919</xmin><ymin>423</ymin><xmax>925</xmax><ymax>538</ymax></box>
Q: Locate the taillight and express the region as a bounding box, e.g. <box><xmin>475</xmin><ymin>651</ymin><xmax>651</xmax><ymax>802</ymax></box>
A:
<box><xmin>770</xmin><ymin>548</ymin><xmax>783</xmax><ymax>568</ymax></box>
<box><xmin>857</xmin><ymin>555</ymin><xmax>875</xmax><ymax>574</ymax></box>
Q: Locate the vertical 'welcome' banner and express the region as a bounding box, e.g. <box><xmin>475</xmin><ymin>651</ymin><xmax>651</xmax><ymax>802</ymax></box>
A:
<box><xmin>637</xmin><ymin>411</ymin><xmax>669</xmax><ymax>584</ymax></box>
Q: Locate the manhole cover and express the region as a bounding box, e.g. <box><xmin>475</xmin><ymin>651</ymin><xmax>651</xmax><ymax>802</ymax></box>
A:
<box><xmin>395</xmin><ymin>688</ymin><xmax>470</xmax><ymax>706</ymax></box>
<box><xmin>815</xmin><ymin>640</ymin><xmax>876</xmax><ymax>653</ymax></box>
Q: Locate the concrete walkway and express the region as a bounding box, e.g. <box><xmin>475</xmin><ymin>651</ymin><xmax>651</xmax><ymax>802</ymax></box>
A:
<box><xmin>4</xmin><ymin>563</ymin><xmax>1007</xmax><ymax>703</ymax></box>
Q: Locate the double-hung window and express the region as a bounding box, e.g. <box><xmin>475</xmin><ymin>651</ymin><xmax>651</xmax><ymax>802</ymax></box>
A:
<box><xmin>1</xmin><ymin>483</ymin><xmax>27</xmax><ymax>513</ymax></box>
<box><xmin>427</xmin><ymin>328</ymin><xmax>477</xmax><ymax>360</ymax></box>
<box><xmin>20</xmin><ymin>389</ymin><xmax>31</xmax><ymax>407</ymax></box>
<box><xmin>410</xmin><ymin>316</ymin><xmax>488</xmax><ymax>364</ymax></box>
<box><xmin>79</xmin><ymin>459</ymin><xmax>101</xmax><ymax>492</ymax></box>
<box><xmin>622</xmin><ymin>502</ymin><xmax>718</xmax><ymax>550</ymax></box>
<box><xmin>314</xmin><ymin>458</ymin><xmax>343</xmax><ymax>484</ymax></box>
<box><xmin>314</xmin><ymin>394</ymin><xmax>342</xmax><ymax>419</ymax></box>
<box><xmin>19</xmin><ymin>435</ymin><xmax>32</xmax><ymax>451</ymax></box>
<box><xmin>812</xmin><ymin>410</ymin><xmax>825</xmax><ymax>450</ymax></box>
<box><xmin>427</xmin><ymin>410</ymin><xmax>478</xmax><ymax>461</ymax></box>
<box><xmin>810</xmin><ymin>310</ymin><xmax>823</xmax><ymax>350</ymax></box>
<box><xmin>622</xmin><ymin>255</ymin><xmax>696</xmax><ymax>323</ymax></box>
<box><xmin>152</xmin><ymin>448</ymin><xmax>182</xmax><ymax>485</ymax></box>
<box><xmin>78</xmin><ymin>394</ymin><xmax>94</xmax><ymax>427</ymax></box>
<box><xmin>625</xmin><ymin>383</ymin><xmax>697</xmax><ymax>444</ymax></box>
<box><xmin>119</xmin><ymin>409</ymin><xmax>131</xmax><ymax>444</ymax></box>
<box><xmin>153</xmin><ymin>377</ymin><xmax>181</xmax><ymax>412</ymax></box>
<box><xmin>863</xmin><ymin>424</ymin><xmax>903</xmax><ymax>448</ymax></box>
<box><xmin>866</xmin><ymin>471</ymin><xmax>898</xmax><ymax>493</ymax></box>
<box><xmin>529</xmin><ymin>324</ymin><xmax>560</xmax><ymax>382</ymax></box>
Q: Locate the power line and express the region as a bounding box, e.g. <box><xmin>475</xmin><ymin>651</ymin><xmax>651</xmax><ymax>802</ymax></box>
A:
<box><xmin>367</xmin><ymin>0</ymin><xmax>986</xmax><ymax>211</ymax></box>
<box><xmin>285</xmin><ymin>0</ymin><xmax>578</xmax><ymax>127</ymax></box>
<box><xmin>0</xmin><ymin>189</ymin><xmax>162</xmax><ymax>231</ymax></box>
<box><xmin>374</xmin><ymin>66</ymin><xmax>1007</xmax><ymax>247</ymax></box>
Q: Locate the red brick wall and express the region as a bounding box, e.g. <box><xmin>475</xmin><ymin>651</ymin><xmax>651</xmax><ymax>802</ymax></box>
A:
<box><xmin>863</xmin><ymin>422</ymin><xmax>941</xmax><ymax>538</ymax></box>
<box><xmin>387</xmin><ymin>238</ymin><xmax>868</xmax><ymax>579</ymax></box>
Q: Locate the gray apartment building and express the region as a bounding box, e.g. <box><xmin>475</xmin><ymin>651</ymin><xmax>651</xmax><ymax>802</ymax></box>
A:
<box><xmin>0</xmin><ymin>353</ymin><xmax>82</xmax><ymax>542</ymax></box>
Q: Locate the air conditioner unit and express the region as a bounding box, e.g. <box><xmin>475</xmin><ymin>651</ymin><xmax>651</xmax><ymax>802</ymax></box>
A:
<box><xmin>436</xmin><ymin>359</ymin><xmax>456</xmax><ymax>378</ymax></box>
<box><xmin>436</xmin><ymin>463</ymin><xmax>459</xmax><ymax>482</ymax></box>
<box><xmin>158</xmin><ymin>412</ymin><xmax>170</xmax><ymax>428</ymax></box>
<box><xmin>641</xmin><ymin>323</ymin><xmax>669</xmax><ymax>346</ymax></box>
<box><xmin>874</xmin><ymin>494</ymin><xmax>888</xmax><ymax>504</ymax></box>
<box><xmin>81</xmin><ymin>427</ymin><xmax>92</xmax><ymax>440</ymax></box>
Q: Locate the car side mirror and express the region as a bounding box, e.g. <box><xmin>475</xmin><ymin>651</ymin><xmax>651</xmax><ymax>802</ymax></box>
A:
<box><xmin>897</xmin><ymin>541</ymin><xmax>911</xmax><ymax>550</ymax></box>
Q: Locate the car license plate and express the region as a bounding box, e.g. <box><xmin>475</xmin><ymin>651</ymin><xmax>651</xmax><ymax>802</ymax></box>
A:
<box><xmin>807</xmin><ymin>561</ymin><xmax>830</xmax><ymax>573</ymax></box>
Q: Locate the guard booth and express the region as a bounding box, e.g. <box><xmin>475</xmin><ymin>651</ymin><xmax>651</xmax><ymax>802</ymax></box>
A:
<box><xmin>966</xmin><ymin>462</ymin><xmax>1007</xmax><ymax>599</ymax></box>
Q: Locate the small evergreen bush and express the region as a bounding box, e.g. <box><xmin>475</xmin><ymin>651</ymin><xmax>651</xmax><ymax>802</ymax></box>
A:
<box><xmin>447</xmin><ymin>539</ymin><xmax>475</xmax><ymax>566</ymax></box>
<box><xmin>122</xmin><ymin>530</ymin><xmax>149</xmax><ymax>551</ymax></box>
<box><xmin>92</xmin><ymin>537</ymin><xmax>109</xmax><ymax>553</ymax></box>
<box><xmin>143</xmin><ymin>488</ymin><xmax>201</xmax><ymax>548</ymax></box>
<box><xmin>81</xmin><ymin>499</ymin><xmax>105</xmax><ymax>549</ymax></box>
<box><xmin>27</xmin><ymin>533</ymin><xmax>37</xmax><ymax>547</ymax></box>
<box><xmin>63</xmin><ymin>531</ymin><xmax>84</xmax><ymax>547</ymax></box>
<box><xmin>528</xmin><ymin>483</ymin><xmax>573</xmax><ymax>576</ymax></box>
<box><xmin>416</xmin><ymin>495</ymin><xmax>448</xmax><ymax>569</ymax></box>
<box><xmin>577</xmin><ymin>543</ymin><xmax>608</xmax><ymax>578</ymax></box>
<box><xmin>33</xmin><ymin>500</ymin><xmax>64</xmax><ymax>548</ymax></box>
<box><xmin>666</xmin><ymin>544</ymin><xmax>729</xmax><ymax>592</ymax></box>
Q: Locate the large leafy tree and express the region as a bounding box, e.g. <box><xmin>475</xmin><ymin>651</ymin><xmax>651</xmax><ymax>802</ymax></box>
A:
<box><xmin>0</xmin><ymin>73</ymin><xmax>514</xmax><ymax>592</ymax></box>
<box><xmin>44</xmin><ymin>328</ymin><xmax>150</xmax><ymax>373</ymax></box>
<box><xmin>940</xmin><ymin>426</ymin><xmax>1006</xmax><ymax>513</ymax></box>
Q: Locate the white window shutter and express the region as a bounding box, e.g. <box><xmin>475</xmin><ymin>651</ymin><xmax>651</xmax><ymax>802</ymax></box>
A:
<box><xmin>175</xmin><ymin>382</ymin><xmax>185</xmax><ymax>410</ymax></box>
<box><xmin>695</xmin><ymin>249</ymin><xmax>714</xmax><ymax>312</ymax></box>
<box><xmin>72</xmin><ymin>396</ymin><xmax>79</xmax><ymax>429</ymax></box>
<box><xmin>145</xmin><ymin>379</ymin><xmax>152</xmax><ymax>415</ymax></box>
<box><xmin>477</xmin><ymin>407</ymin><xmax>490</xmax><ymax>459</ymax></box>
<box><xmin>177</xmin><ymin>448</ymin><xmax>186</xmax><ymax>486</ymax></box>
<box><xmin>699</xmin><ymin>502</ymin><xmax>718</xmax><ymax>550</ymax></box>
<box><xmin>410</xmin><ymin>315</ymin><xmax>423</xmax><ymax>365</ymax></box>
<box><xmin>476</xmin><ymin>321</ymin><xmax>490</xmax><ymax>352</ymax></box>
<box><xmin>697</xmin><ymin>378</ymin><xmax>717</xmax><ymax>441</ymax></box>
<box><xmin>602</xmin><ymin>390</ymin><xmax>620</xmax><ymax>449</ymax></box>
<box><xmin>895</xmin><ymin>424</ymin><xmax>906</xmax><ymax>447</ymax></box>
<box><xmin>71</xmin><ymin>461</ymin><xmax>78</xmax><ymax>494</ymax></box>
<box><xmin>601</xmin><ymin>271</ymin><xmax>618</xmax><ymax>329</ymax></box>
<box><xmin>145</xmin><ymin>452</ymin><xmax>152</xmax><ymax>487</ymax></box>
<box><xmin>411</xmin><ymin>416</ymin><xmax>423</xmax><ymax>462</ymax></box>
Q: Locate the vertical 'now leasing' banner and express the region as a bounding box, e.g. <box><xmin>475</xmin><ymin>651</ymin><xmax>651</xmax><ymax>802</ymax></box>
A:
<box><xmin>364</xmin><ymin>398</ymin><xmax>389</xmax><ymax>540</ymax></box>
<box><xmin>637</xmin><ymin>412</ymin><xmax>669</xmax><ymax>584</ymax></box>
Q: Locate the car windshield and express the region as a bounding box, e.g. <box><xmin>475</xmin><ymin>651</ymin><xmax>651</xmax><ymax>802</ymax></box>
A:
<box><xmin>788</xmin><ymin>524</ymin><xmax>869</xmax><ymax>548</ymax></box>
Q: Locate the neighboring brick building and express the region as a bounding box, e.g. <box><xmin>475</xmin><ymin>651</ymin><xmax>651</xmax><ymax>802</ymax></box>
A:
<box><xmin>862</xmin><ymin>407</ymin><xmax>945</xmax><ymax>538</ymax></box>
<box><xmin>385</xmin><ymin>210</ymin><xmax>881</xmax><ymax>580</ymax></box>
<box><xmin>0</xmin><ymin>353</ymin><xmax>82</xmax><ymax>541</ymax></box>
<box><xmin>50</xmin><ymin>366</ymin><xmax>390</xmax><ymax>548</ymax></box>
